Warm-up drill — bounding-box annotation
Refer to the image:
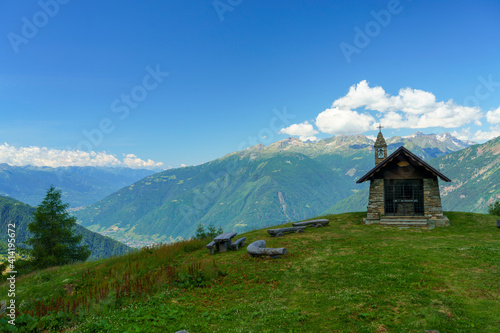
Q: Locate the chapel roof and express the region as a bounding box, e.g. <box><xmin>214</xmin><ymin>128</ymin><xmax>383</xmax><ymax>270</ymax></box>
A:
<box><xmin>356</xmin><ymin>146</ymin><xmax>451</xmax><ymax>183</ymax></box>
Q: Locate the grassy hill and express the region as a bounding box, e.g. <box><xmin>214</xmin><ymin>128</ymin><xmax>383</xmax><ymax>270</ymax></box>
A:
<box><xmin>0</xmin><ymin>195</ymin><xmax>131</xmax><ymax>260</ymax></box>
<box><xmin>1</xmin><ymin>211</ymin><xmax>498</xmax><ymax>332</ymax></box>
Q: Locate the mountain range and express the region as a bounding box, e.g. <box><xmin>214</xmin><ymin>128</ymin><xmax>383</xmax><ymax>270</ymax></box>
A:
<box><xmin>0</xmin><ymin>164</ymin><xmax>154</xmax><ymax>208</ymax></box>
<box><xmin>0</xmin><ymin>195</ymin><xmax>130</xmax><ymax>260</ymax></box>
<box><xmin>74</xmin><ymin>131</ymin><xmax>481</xmax><ymax>246</ymax></box>
<box><xmin>327</xmin><ymin>135</ymin><xmax>500</xmax><ymax>215</ymax></box>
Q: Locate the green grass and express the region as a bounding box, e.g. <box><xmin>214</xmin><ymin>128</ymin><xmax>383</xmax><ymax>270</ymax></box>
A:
<box><xmin>1</xmin><ymin>212</ymin><xmax>499</xmax><ymax>332</ymax></box>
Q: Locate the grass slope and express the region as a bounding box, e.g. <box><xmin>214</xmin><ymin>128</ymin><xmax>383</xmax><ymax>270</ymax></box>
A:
<box><xmin>0</xmin><ymin>195</ymin><xmax>130</xmax><ymax>260</ymax></box>
<box><xmin>1</xmin><ymin>211</ymin><xmax>499</xmax><ymax>332</ymax></box>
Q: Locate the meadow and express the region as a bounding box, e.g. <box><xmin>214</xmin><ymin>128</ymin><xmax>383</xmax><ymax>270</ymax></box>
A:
<box><xmin>1</xmin><ymin>211</ymin><xmax>499</xmax><ymax>332</ymax></box>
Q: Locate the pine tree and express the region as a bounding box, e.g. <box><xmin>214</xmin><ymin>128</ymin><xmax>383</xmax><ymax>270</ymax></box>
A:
<box><xmin>26</xmin><ymin>186</ymin><xmax>90</xmax><ymax>269</ymax></box>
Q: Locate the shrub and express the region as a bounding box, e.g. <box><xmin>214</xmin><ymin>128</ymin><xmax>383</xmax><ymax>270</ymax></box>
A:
<box><xmin>488</xmin><ymin>201</ymin><xmax>500</xmax><ymax>216</ymax></box>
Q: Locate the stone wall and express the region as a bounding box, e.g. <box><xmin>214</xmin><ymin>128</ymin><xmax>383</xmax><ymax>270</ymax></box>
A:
<box><xmin>366</xmin><ymin>179</ymin><xmax>384</xmax><ymax>222</ymax></box>
<box><xmin>423</xmin><ymin>178</ymin><xmax>449</xmax><ymax>226</ymax></box>
<box><xmin>364</xmin><ymin>177</ymin><xmax>450</xmax><ymax>227</ymax></box>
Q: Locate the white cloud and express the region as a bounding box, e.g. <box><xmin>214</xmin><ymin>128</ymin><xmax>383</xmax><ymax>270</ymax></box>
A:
<box><xmin>316</xmin><ymin>107</ymin><xmax>375</xmax><ymax>134</ymax></box>
<box><xmin>279</xmin><ymin>121</ymin><xmax>319</xmax><ymax>141</ymax></box>
<box><xmin>472</xmin><ymin>125</ymin><xmax>500</xmax><ymax>142</ymax></box>
<box><xmin>332</xmin><ymin>80</ymin><xmax>388</xmax><ymax>111</ymax></box>
<box><xmin>300</xmin><ymin>136</ymin><xmax>318</xmax><ymax>142</ymax></box>
<box><xmin>451</xmin><ymin>128</ymin><xmax>472</xmax><ymax>141</ymax></box>
<box><xmin>122</xmin><ymin>154</ymin><xmax>163</xmax><ymax>169</ymax></box>
<box><xmin>381</xmin><ymin>101</ymin><xmax>482</xmax><ymax>129</ymax></box>
<box><xmin>486</xmin><ymin>106</ymin><xmax>500</xmax><ymax>124</ymax></box>
<box><xmin>315</xmin><ymin>80</ymin><xmax>483</xmax><ymax>133</ymax></box>
<box><xmin>0</xmin><ymin>143</ymin><xmax>163</xmax><ymax>170</ymax></box>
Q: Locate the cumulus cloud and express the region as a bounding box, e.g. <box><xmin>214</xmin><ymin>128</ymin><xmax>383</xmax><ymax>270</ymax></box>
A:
<box><xmin>314</xmin><ymin>80</ymin><xmax>483</xmax><ymax>134</ymax></box>
<box><xmin>279</xmin><ymin>121</ymin><xmax>319</xmax><ymax>141</ymax></box>
<box><xmin>316</xmin><ymin>107</ymin><xmax>375</xmax><ymax>134</ymax></box>
<box><xmin>452</xmin><ymin>126</ymin><xmax>500</xmax><ymax>143</ymax></box>
<box><xmin>450</xmin><ymin>128</ymin><xmax>473</xmax><ymax>142</ymax></box>
<box><xmin>0</xmin><ymin>143</ymin><xmax>163</xmax><ymax>170</ymax></box>
<box><xmin>122</xmin><ymin>154</ymin><xmax>163</xmax><ymax>169</ymax></box>
<box><xmin>486</xmin><ymin>106</ymin><xmax>500</xmax><ymax>124</ymax></box>
<box><xmin>471</xmin><ymin>125</ymin><xmax>500</xmax><ymax>142</ymax></box>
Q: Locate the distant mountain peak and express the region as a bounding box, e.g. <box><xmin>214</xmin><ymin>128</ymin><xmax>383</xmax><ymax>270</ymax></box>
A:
<box><xmin>404</xmin><ymin>131</ymin><xmax>426</xmax><ymax>138</ymax></box>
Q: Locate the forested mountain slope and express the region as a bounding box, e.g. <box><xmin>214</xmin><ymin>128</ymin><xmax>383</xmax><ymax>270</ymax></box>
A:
<box><xmin>0</xmin><ymin>195</ymin><xmax>130</xmax><ymax>260</ymax></box>
<box><xmin>75</xmin><ymin>132</ymin><xmax>473</xmax><ymax>245</ymax></box>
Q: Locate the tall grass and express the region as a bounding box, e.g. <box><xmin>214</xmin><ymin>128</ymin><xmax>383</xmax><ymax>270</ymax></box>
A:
<box><xmin>0</xmin><ymin>237</ymin><xmax>221</xmax><ymax>331</ymax></box>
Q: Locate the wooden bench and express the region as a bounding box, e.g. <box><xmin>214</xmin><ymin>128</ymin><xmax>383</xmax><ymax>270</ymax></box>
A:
<box><xmin>267</xmin><ymin>226</ymin><xmax>306</xmax><ymax>237</ymax></box>
<box><xmin>230</xmin><ymin>237</ymin><xmax>246</xmax><ymax>250</ymax></box>
<box><xmin>247</xmin><ymin>240</ymin><xmax>286</xmax><ymax>258</ymax></box>
<box><xmin>292</xmin><ymin>219</ymin><xmax>329</xmax><ymax>228</ymax></box>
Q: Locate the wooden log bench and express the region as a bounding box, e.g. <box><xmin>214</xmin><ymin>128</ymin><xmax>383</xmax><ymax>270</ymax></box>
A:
<box><xmin>230</xmin><ymin>237</ymin><xmax>246</xmax><ymax>250</ymax></box>
<box><xmin>292</xmin><ymin>219</ymin><xmax>329</xmax><ymax>228</ymax></box>
<box><xmin>247</xmin><ymin>240</ymin><xmax>286</xmax><ymax>258</ymax></box>
<box><xmin>267</xmin><ymin>226</ymin><xmax>306</xmax><ymax>237</ymax></box>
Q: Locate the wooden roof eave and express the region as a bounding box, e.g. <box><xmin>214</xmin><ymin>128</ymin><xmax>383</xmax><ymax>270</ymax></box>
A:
<box><xmin>356</xmin><ymin>146</ymin><xmax>451</xmax><ymax>183</ymax></box>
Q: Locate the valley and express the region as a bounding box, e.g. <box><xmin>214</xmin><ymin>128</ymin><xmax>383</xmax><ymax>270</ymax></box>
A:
<box><xmin>73</xmin><ymin>132</ymin><xmax>485</xmax><ymax>245</ymax></box>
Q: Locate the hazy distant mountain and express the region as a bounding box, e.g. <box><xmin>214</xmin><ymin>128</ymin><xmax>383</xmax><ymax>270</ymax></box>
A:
<box><xmin>324</xmin><ymin>135</ymin><xmax>500</xmax><ymax>215</ymax></box>
<box><xmin>0</xmin><ymin>165</ymin><xmax>154</xmax><ymax>208</ymax></box>
<box><xmin>0</xmin><ymin>195</ymin><xmax>130</xmax><ymax>260</ymax></box>
<box><xmin>74</xmin><ymin>132</ymin><xmax>473</xmax><ymax>245</ymax></box>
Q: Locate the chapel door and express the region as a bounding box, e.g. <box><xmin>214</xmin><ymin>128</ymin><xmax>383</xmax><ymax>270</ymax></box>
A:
<box><xmin>384</xmin><ymin>179</ymin><xmax>424</xmax><ymax>216</ymax></box>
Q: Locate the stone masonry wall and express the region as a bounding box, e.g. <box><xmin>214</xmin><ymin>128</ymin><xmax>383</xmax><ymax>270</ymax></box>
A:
<box><xmin>366</xmin><ymin>179</ymin><xmax>384</xmax><ymax>220</ymax></box>
<box><xmin>423</xmin><ymin>178</ymin><xmax>446</xmax><ymax>219</ymax></box>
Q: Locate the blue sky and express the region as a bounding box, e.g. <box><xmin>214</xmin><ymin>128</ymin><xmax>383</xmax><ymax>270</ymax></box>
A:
<box><xmin>0</xmin><ymin>0</ymin><xmax>499</xmax><ymax>169</ymax></box>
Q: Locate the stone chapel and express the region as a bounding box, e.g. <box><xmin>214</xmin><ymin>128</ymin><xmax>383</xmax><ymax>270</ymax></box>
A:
<box><xmin>356</xmin><ymin>129</ymin><xmax>451</xmax><ymax>227</ymax></box>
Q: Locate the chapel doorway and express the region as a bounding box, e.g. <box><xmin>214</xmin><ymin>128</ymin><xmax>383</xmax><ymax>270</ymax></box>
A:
<box><xmin>384</xmin><ymin>179</ymin><xmax>424</xmax><ymax>216</ymax></box>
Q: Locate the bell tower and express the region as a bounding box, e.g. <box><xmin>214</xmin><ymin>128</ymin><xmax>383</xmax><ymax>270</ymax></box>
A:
<box><xmin>374</xmin><ymin>124</ymin><xmax>387</xmax><ymax>165</ymax></box>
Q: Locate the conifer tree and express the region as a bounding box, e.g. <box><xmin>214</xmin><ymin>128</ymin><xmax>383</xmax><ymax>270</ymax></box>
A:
<box><xmin>27</xmin><ymin>186</ymin><xmax>90</xmax><ymax>269</ymax></box>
